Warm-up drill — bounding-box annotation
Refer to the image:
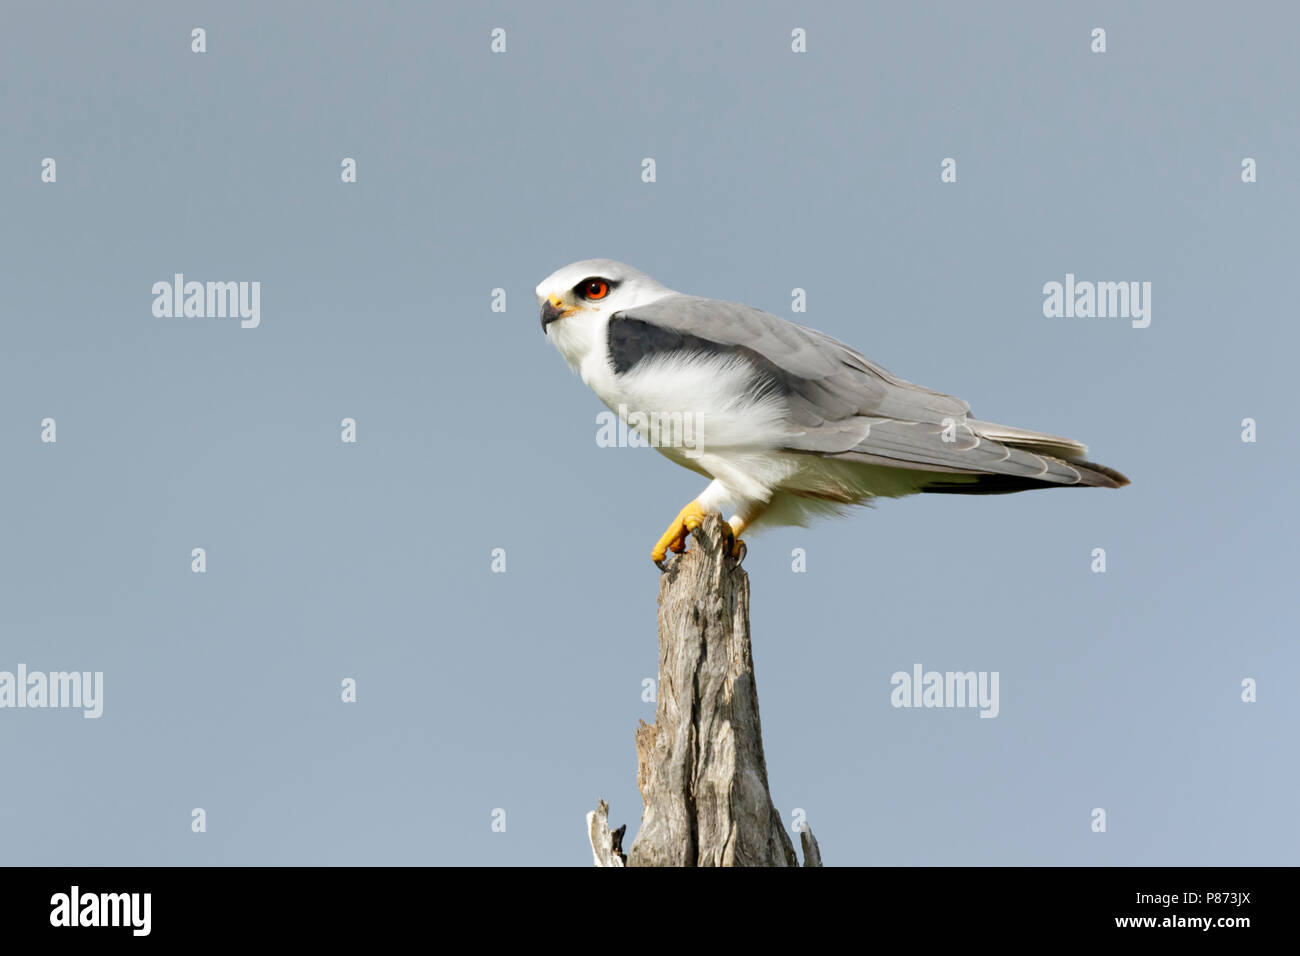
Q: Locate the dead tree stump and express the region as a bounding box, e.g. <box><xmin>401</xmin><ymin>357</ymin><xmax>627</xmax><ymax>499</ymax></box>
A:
<box><xmin>588</xmin><ymin>514</ymin><xmax>821</xmax><ymax>867</ymax></box>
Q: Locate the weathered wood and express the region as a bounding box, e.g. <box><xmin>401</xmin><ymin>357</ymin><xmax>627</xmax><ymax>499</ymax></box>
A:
<box><xmin>587</xmin><ymin>799</ymin><xmax>626</xmax><ymax>867</ymax></box>
<box><xmin>587</xmin><ymin>513</ymin><xmax>821</xmax><ymax>866</ymax></box>
<box><xmin>800</xmin><ymin>824</ymin><xmax>823</xmax><ymax>868</ymax></box>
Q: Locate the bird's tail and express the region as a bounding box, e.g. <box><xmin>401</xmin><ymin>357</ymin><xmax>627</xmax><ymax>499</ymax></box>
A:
<box><xmin>916</xmin><ymin>419</ymin><xmax>1130</xmax><ymax>493</ymax></box>
<box><xmin>919</xmin><ymin>457</ymin><xmax>1127</xmax><ymax>494</ymax></box>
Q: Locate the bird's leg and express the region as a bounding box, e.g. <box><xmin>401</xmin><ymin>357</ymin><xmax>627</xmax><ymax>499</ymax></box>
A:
<box><xmin>725</xmin><ymin>502</ymin><xmax>768</xmax><ymax>561</ymax></box>
<box><xmin>651</xmin><ymin>499</ymin><xmax>710</xmax><ymax>570</ymax></box>
<box><xmin>723</xmin><ymin>517</ymin><xmax>745</xmax><ymax>560</ymax></box>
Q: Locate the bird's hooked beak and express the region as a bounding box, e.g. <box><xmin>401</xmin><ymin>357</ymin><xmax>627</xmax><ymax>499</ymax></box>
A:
<box><xmin>540</xmin><ymin>295</ymin><xmax>574</xmax><ymax>332</ymax></box>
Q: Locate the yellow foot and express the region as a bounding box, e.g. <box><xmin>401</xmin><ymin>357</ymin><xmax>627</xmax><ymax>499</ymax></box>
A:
<box><xmin>726</xmin><ymin>517</ymin><xmax>747</xmax><ymax>562</ymax></box>
<box><xmin>651</xmin><ymin>500</ymin><xmax>710</xmax><ymax>570</ymax></box>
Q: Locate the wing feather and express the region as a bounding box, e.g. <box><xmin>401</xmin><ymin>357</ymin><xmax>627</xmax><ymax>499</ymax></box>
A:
<box><xmin>610</xmin><ymin>295</ymin><xmax>1127</xmax><ymax>489</ymax></box>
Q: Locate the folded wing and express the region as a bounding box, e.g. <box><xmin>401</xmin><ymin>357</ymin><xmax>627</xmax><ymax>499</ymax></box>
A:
<box><xmin>610</xmin><ymin>295</ymin><xmax>1128</xmax><ymax>490</ymax></box>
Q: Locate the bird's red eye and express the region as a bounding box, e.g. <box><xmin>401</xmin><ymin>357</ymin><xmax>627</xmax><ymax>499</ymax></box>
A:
<box><xmin>583</xmin><ymin>279</ymin><xmax>610</xmax><ymax>300</ymax></box>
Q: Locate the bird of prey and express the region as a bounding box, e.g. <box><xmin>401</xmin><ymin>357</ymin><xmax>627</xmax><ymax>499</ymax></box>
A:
<box><xmin>537</xmin><ymin>259</ymin><xmax>1129</xmax><ymax>569</ymax></box>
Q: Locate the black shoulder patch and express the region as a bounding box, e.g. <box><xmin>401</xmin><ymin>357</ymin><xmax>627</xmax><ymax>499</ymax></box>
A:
<box><xmin>606</xmin><ymin>317</ymin><xmax>718</xmax><ymax>374</ymax></box>
<box><xmin>605</xmin><ymin>315</ymin><xmax>801</xmax><ymax>403</ymax></box>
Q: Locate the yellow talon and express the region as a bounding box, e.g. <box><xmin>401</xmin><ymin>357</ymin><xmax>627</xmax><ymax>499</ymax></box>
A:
<box><xmin>651</xmin><ymin>499</ymin><xmax>710</xmax><ymax>567</ymax></box>
<box><xmin>727</xmin><ymin>516</ymin><xmax>748</xmax><ymax>560</ymax></box>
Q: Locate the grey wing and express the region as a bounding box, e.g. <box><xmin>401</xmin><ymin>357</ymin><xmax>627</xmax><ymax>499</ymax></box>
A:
<box><xmin>614</xmin><ymin>295</ymin><xmax>1127</xmax><ymax>489</ymax></box>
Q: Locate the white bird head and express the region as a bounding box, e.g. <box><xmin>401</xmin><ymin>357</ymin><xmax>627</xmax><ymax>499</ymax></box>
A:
<box><xmin>535</xmin><ymin>259</ymin><xmax>674</xmax><ymax>371</ymax></box>
<box><xmin>533</xmin><ymin>257</ymin><xmax>670</xmax><ymax>335</ymax></box>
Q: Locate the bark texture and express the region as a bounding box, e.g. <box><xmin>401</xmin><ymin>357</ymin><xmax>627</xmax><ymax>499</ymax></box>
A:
<box><xmin>587</xmin><ymin>799</ymin><xmax>626</xmax><ymax>867</ymax></box>
<box><xmin>588</xmin><ymin>514</ymin><xmax>820</xmax><ymax>867</ymax></box>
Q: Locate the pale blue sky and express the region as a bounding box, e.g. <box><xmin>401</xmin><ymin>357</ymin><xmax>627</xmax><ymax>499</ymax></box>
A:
<box><xmin>1</xmin><ymin>1</ymin><xmax>1296</xmax><ymax>865</ymax></box>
